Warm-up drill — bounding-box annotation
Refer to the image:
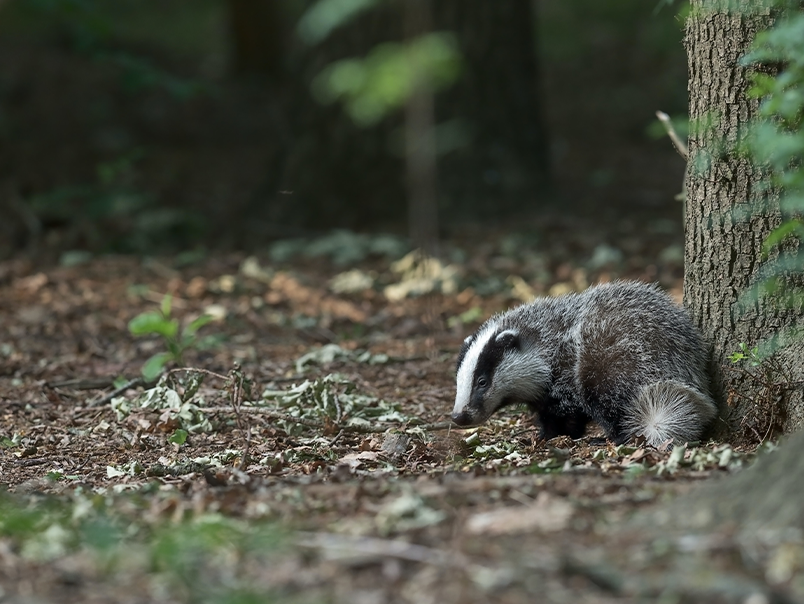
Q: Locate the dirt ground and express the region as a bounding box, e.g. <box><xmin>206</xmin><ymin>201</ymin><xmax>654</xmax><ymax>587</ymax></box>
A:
<box><xmin>1</xmin><ymin>216</ymin><xmax>800</xmax><ymax>604</ymax></box>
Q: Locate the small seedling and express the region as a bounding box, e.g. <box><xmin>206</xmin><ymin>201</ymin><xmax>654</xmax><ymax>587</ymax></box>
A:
<box><xmin>128</xmin><ymin>294</ymin><xmax>218</xmax><ymax>381</ymax></box>
<box><xmin>728</xmin><ymin>342</ymin><xmax>762</xmax><ymax>367</ymax></box>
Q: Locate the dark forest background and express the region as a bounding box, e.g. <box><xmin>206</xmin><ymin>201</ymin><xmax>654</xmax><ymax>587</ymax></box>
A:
<box><xmin>0</xmin><ymin>0</ymin><xmax>689</xmax><ymax>258</ymax></box>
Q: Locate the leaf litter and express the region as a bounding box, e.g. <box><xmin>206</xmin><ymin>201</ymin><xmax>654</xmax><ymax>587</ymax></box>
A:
<box><xmin>0</xmin><ymin>230</ymin><xmax>797</xmax><ymax>603</ymax></box>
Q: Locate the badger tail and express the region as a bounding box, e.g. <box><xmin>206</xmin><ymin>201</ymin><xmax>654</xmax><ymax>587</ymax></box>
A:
<box><xmin>625</xmin><ymin>381</ymin><xmax>717</xmax><ymax>447</ymax></box>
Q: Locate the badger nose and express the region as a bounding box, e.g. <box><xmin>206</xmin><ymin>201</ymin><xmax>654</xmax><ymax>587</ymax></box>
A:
<box><xmin>451</xmin><ymin>411</ymin><xmax>472</xmax><ymax>426</ymax></box>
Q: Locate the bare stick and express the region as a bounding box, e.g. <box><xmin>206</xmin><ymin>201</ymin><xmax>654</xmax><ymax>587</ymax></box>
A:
<box><xmin>167</xmin><ymin>367</ymin><xmax>230</xmax><ymax>381</ymax></box>
<box><xmin>87</xmin><ymin>377</ymin><xmax>145</xmax><ymax>407</ymax></box>
<box><xmin>656</xmin><ymin>111</ymin><xmax>688</xmax><ymax>160</ymax></box>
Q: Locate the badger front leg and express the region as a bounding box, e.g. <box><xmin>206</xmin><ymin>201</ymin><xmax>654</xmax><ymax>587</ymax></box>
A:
<box><xmin>531</xmin><ymin>403</ymin><xmax>591</xmax><ymax>440</ymax></box>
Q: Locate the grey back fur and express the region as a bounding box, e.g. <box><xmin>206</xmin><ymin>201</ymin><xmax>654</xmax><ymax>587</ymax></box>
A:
<box><xmin>452</xmin><ymin>281</ymin><xmax>717</xmax><ymax>446</ymax></box>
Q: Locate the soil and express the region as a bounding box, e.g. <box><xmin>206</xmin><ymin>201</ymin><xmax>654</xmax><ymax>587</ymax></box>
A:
<box><xmin>0</xmin><ymin>222</ymin><xmax>798</xmax><ymax>604</ymax></box>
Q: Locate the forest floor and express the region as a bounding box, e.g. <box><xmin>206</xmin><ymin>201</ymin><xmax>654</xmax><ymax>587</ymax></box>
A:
<box><xmin>1</xmin><ymin>218</ymin><xmax>800</xmax><ymax>604</ymax></box>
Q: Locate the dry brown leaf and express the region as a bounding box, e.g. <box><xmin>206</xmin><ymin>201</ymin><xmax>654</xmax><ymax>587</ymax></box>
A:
<box><xmin>268</xmin><ymin>271</ymin><xmax>366</xmax><ymax>322</ymax></box>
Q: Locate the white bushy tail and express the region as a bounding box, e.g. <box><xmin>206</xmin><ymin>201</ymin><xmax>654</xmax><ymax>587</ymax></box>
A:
<box><xmin>625</xmin><ymin>381</ymin><xmax>717</xmax><ymax>447</ymax></box>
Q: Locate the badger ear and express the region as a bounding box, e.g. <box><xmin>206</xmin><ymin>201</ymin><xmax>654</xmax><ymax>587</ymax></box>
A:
<box><xmin>495</xmin><ymin>329</ymin><xmax>520</xmax><ymax>349</ymax></box>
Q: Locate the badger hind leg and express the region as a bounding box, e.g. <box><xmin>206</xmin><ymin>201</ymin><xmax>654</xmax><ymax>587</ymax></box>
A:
<box><xmin>625</xmin><ymin>381</ymin><xmax>717</xmax><ymax>447</ymax></box>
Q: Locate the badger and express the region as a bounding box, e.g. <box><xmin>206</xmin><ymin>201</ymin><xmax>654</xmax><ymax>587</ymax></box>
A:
<box><xmin>452</xmin><ymin>281</ymin><xmax>717</xmax><ymax>446</ymax></box>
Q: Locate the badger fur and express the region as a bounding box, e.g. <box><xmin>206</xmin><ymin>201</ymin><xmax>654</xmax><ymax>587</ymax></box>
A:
<box><xmin>452</xmin><ymin>281</ymin><xmax>717</xmax><ymax>446</ymax></box>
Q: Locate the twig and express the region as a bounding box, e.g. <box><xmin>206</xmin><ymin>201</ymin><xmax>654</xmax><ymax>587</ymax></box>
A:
<box><xmin>12</xmin><ymin>457</ymin><xmax>52</xmax><ymax>467</ymax></box>
<box><xmin>239</xmin><ymin>425</ymin><xmax>252</xmax><ymax>471</ymax></box>
<box><xmin>329</xmin><ymin>429</ymin><xmax>345</xmax><ymax>446</ymax></box>
<box><xmin>166</xmin><ymin>367</ymin><xmax>229</xmax><ymax>381</ymax></box>
<box><xmin>226</xmin><ymin>363</ymin><xmax>252</xmax><ymax>470</ymax></box>
<box><xmin>87</xmin><ymin>377</ymin><xmax>146</xmax><ymax>407</ymax></box>
<box><xmin>655</xmin><ymin>111</ymin><xmax>688</xmax><ymax>160</ymax></box>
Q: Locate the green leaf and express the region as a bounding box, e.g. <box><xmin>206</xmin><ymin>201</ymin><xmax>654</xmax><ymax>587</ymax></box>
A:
<box><xmin>141</xmin><ymin>352</ymin><xmax>172</xmax><ymax>381</ymax></box>
<box><xmin>160</xmin><ymin>294</ymin><xmax>173</xmax><ymax>318</ymax></box>
<box><xmin>728</xmin><ymin>351</ymin><xmax>745</xmax><ymax>363</ymax></box>
<box><xmin>168</xmin><ymin>429</ymin><xmax>188</xmax><ymax>446</ymax></box>
<box><xmin>184</xmin><ymin>314</ymin><xmax>213</xmax><ymax>337</ymax></box>
<box><xmin>128</xmin><ymin>311</ymin><xmax>179</xmax><ymax>338</ymax></box>
<box><xmin>762</xmin><ymin>219</ymin><xmax>804</xmax><ymax>257</ymax></box>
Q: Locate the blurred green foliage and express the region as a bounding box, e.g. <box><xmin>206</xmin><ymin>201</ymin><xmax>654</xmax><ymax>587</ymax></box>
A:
<box><xmin>29</xmin><ymin>152</ymin><xmax>206</xmax><ymax>253</ymax></box>
<box><xmin>2</xmin><ymin>0</ymin><xmax>212</xmax><ymax>98</ymax></box>
<box><xmin>0</xmin><ymin>0</ymin><xmax>691</xmax><ymax>252</ymax></box>
<box><xmin>298</xmin><ymin>0</ymin><xmax>382</xmax><ymax>45</ymax></box>
<box><xmin>0</xmin><ymin>491</ymin><xmax>287</xmax><ymax>603</ymax></box>
<box><xmin>2</xmin><ymin>0</ymin><xmax>226</xmax><ymax>59</ymax></box>
<box><xmin>312</xmin><ymin>32</ymin><xmax>462</xmax><ymax>126</ymax></box>
<box><xmin>741</xmin><ymin>7</ymin><xmax>804</xmax><ymax>316</ymax></box>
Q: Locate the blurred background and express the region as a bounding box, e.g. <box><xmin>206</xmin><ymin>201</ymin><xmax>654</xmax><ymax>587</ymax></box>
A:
<box><xmin>0</xmin><ymin>0</ymin><xmax>688</xmax><ymax>260</ymax></box>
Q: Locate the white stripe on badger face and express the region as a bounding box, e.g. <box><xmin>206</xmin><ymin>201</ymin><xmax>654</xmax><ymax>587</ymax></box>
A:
<box><xmin>453</xmin><ymin>321</ymin><xmax>499</xmax><ymax>416</ymax></box>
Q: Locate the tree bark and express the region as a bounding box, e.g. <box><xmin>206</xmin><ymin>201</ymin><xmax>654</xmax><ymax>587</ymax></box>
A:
<box><xmin>684</xmin><ymin>0</ymin><xmax>804</xmax><ymax>440</ymax></box>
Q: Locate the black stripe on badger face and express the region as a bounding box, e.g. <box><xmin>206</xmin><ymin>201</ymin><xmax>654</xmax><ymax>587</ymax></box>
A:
<box><xmin>452</xmin><ymin>328</ymin><xmax>520</xmax><ymax>426</ymax></box>
<box><xmin>472</xmin><ymin>329</ymin><xmax>519</xmax><ymax>397</ymax></box>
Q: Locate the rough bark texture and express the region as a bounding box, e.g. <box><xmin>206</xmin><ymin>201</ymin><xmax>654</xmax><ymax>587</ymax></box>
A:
<box><xmin>684</xmin><ymin>0</ymin><xmax>804</xmax><ymax>439</ymax></box>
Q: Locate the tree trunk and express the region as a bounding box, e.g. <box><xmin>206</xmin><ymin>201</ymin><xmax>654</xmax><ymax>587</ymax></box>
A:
<box><xmin>405</xmin><ymin>0</ymin><xmax>440</xmax><ymax>255</ymax></box>
<box><xmin>228</xmin><ymin>0</ymin><xmax>285</xmax><ymax>78</ymax></box>
<box><xmin>684</xmin><ymin>0</ymin><xmax>804</xmax><ymax>440</ymax></box>
<box><xmin>434</xmin><ymin>0</ymin><xmax>551</xmax><ymax>220</ymax></box>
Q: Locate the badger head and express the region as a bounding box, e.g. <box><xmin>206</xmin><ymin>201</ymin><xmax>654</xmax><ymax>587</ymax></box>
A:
<box><xmin>451</xmin><ymin>326</ymin><xmax>548</xmax><ymax>426</ymax></box>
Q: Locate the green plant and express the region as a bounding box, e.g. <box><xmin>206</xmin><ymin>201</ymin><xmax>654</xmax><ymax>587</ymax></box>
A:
<box><xmin>311</xmin><ymin>32</ymin><xmax>462</xmax><ymax>126</ymax></box>
<box><xmin>729</xmin><ymin>342</ymin><xmax>763</xmax><ymax>367</ymax></box>
<box><xmin>128</xmin><ymin>294</ymin><xmax>218</xmax><ymax>381</ymax></box>
<box><xmin>0</xmin><ymin>491</ymin><xmax>287</xmax><ymax>603</ymax></box>
<box><xmin>742</xmin><ymin>7</ymin><xmax>804</xmax><ymax>312</ymax></box>
<box><xmin>299</xmin><ymin>0</ymin><xmax>462</xmax><ymax>128</ymax></box>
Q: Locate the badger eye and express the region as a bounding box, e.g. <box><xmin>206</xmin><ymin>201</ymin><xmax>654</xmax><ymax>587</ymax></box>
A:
<box><xmin>476</xmin><ymin>377</ymin><xmax>488</xmax><ymax>388</ymax></box>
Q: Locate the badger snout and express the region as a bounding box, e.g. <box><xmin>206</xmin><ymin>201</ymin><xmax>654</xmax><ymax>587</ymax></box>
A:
<box><xmin>451</xmin><ymin>410</ymin><xmax>477</xmax><ymax>427</ymax></box>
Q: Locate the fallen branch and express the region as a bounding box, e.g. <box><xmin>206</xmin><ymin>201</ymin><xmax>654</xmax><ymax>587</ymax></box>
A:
<box><xmin>88</xmin><ymin>377</ymin><xmax>146</xmax><ymax>407</ymax></box>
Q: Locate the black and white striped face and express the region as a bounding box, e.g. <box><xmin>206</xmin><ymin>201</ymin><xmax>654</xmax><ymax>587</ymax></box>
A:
<box><xmin>452</xmin><ymin>325</ymin><xmax>544</xmax><ymax>426</ymax></box>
